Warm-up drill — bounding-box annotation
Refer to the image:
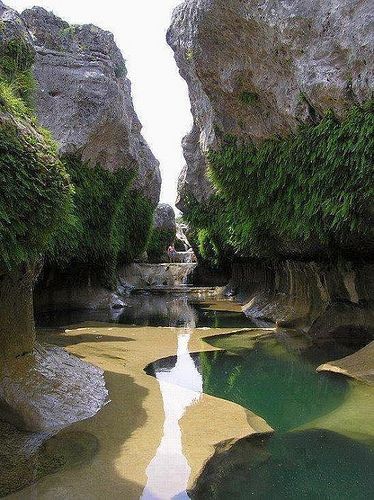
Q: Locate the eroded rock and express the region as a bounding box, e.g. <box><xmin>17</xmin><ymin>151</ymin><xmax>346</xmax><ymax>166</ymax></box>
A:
<box><xmin>168</xmin><ymin>0</ymin><xmax>373</xmax><ymax>209</ymax></box>
<box><xmin>0</xmin><ymin>343</ymin><xmax>108</xmax><ymax>432</ymax></box>
<box><xmin>317</xmin><ymin>340</ymin><xmax>374</xmax><ymax>384</ymax></box>
<box><xmin>229</xmin><ymin>260</ymin><xmax>374</xmax><ymax>335</ymax></box>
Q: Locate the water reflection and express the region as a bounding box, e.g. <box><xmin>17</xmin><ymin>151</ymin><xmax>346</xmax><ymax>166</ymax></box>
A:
<box><xmin>36</xmin><ymin>293</ymin><xmax>256</xmax><ymax>329</ymax></box>
<box><xmin>142</xmin><ymin>330</ymin><xmax>203</xmax><ymax>499</ymax></box>
<box><xmin>146</xmin><ymin>334</ymin><xmax>349</xmax><ymax>433</ymax></box>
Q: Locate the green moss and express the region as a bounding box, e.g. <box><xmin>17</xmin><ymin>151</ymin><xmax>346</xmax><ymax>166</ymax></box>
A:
<box><xmin>0</xmin><ymin>32</ymin><xmax>72</xmax><ymax>272</ymax></box>
<box><xmin>147</xmin><ymin>228</ymin><xmax>175</xmax><ymax>263</ymax></box>
<box><xmin>114</xmin><ymin>62</ymin><xmax>127</xmax><ymax>78</ymax></box>
<box><xmin>0</xmin><ymin>119</ymin><xmax>73</xmax><ymax>271</ymax></box>
<box><xmin>46</xmin><ymin>155</ymin><xmax>155</xmax><ymax>287</ymax></box>
<box><xmin>60</xmin><ymin>25</ymin><xmax>77</xmax><ymax>38</ymax></box>
<box><xmin>0</xmin><ymin>37</ymin><xmax>36</xmax><ymax>108</ymax></box>
<box><xmin>240</xmin><ymin>91</ymin><xmax>259</xmax><ymax>105</ymax></box>
<box><xmin>184</xmin><ymin>102</ymin><xmax>374</xmax><ymax>265</ymax></box>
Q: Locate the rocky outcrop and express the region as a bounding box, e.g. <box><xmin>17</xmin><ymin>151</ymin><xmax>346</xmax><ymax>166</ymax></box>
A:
<box><xmin>317</xmin><ymin>341</ymin><xmax>374</xmax><ymax>384</ymax></box>
<box><xmin>228</xmin><ymin>260</ymin><xmax>374</xmax><ymax>338</ymax></box>
<box><xmin>22</xmin><ymin>7</ymin><xmax>161</xmax><ymax>203</ymax></box>
<box><xmin>168</xmin><ymin>0</ymin><xmax>374</xmax><ymax>337</ymax></box>
<box><xmin>0</xmin><ymin>343</ymin><xmax>108</xmax><ymax>432</ymax></box>
<box><xmin>168</xmin><ymin>0</ymin><xmax>373</xmax><ymax>209</ymax></box>
<box><xmin>153</xmin><ymin>203</ymin><xmax>176</xmax><ymax>235</ymax></box>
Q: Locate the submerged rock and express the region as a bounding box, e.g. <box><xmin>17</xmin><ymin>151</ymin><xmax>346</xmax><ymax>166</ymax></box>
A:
<box><xmin>0</xmin><ymin>343</ymin><xmax>108</xmax><ymax>432</ymax></box>
<box><xmin>0</xmin><ymin>420</ymin><xmax>99</xmax><ymax>497</ymax></box>
<box><xmin>21</xmin><ymin>6</ymin><xmax>161</xmax><ymax>203</ymax></box>
<box><xmin>317</xmin><ymin>340</ymin><xmax>374</xmax><ymax>384</ymax></box>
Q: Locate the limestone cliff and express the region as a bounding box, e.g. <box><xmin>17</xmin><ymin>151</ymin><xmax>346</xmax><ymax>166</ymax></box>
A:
<box><xmin>168</xmin><ymin>0</ymin><xmax>373</xmax><ymax>210</ymax></box>
<box><xmin>168</xmin><ymin>0</ymin><xmax>374</xmax><ymax>335</ymax></box>
<box><xmin>22</xmin><ymin>7</ymin><xmax>161</xmax><ymax>204</ymax></box>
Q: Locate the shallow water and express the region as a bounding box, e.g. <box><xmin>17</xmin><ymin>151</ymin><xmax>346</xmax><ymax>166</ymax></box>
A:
<box><xmin>146</xmin><ymin>327</ymin><xmax>374</xmax><ymax>499</ymax></box>
<box><xmin>146</xmin><ymin>338</ymin><xmax>350</xmax><ymax>432</ymax></box>
<box><xmin>4</xmin><ymin>293</ymin><xmax>374</xmax><ymax>498</ymax></box>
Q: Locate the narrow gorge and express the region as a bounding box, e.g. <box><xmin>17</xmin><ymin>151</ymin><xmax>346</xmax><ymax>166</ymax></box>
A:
<box><xmin>0</xmin><ymin>0</ymin><xmax>373</xmax><ymax>498</ymax></box>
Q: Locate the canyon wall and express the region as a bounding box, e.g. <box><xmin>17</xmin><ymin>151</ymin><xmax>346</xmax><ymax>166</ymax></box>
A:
<box><xmin>22</xmin><ymin>7</ymin><xmax>161</xmax><ymax>204</ymax></box>
<box><xmin>17</xmin><ymin>7</ymin><xmax>162</xmax><ymax>310</ymax></box>
<box><xmin>0</xmin><ymin>1</ymin><xmax>108</xmax><ymax>431</ymax></box>
<box><xmin>168</xmin><ymin>0</ymin><xmax>373</xmax><ymax>211</ymax></box>
<box><xmin>168</xmin><ymin>0</ymin><xmax>374</xmax><ymax>336</ymax></box>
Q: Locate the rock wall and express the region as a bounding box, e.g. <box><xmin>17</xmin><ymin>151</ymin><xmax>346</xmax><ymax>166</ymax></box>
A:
<box><xmin>22</xmin><ymin>7</ymin><xmax>161</xmax><ymax>203</ymax></box>
<box><xmin>168</xmin><ymin>0</ymin><xmax>374</xmax><ymax>336</ymax></box>
<box><xmin>228</xmin><ymin>260</ymin><xmax>374</xmax><ymax>340</ymax></box>
<box><xmin>0</xmin><ymin>1</ymin><xmax>108</xmax><ymax>433</ymax></box>
<box><xmin>168</xmin><ymin>0</ymin><xmax>373</xmax><ymax>209</ymax></box>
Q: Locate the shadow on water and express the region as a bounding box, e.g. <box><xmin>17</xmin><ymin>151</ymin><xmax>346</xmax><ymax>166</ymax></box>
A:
<box><xmin>191</xmin><ymin>429</ymin><xmax>374</xmax><ymax>500</ymax></box>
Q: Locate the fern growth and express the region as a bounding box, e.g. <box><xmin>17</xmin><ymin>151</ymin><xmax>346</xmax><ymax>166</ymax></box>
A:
<box><xmin>184</xmin><ymin>102</ymin><xmax>374</xmax><ymax>265</ymax></box>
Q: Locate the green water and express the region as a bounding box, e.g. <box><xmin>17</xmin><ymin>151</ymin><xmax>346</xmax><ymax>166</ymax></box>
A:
<box><xmin>146</xmin><ymin>330</ymin><xmax>374</xmax><ymax>499</ymax></box>
<box><xmin>199</xmin><ymin>339</ymin><xmax>348</xmax><ymax>432</ymax></box>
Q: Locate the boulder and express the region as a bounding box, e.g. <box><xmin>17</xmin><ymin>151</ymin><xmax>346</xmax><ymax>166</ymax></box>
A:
<box><xmin>0</xmin><ymin>343</ymin><xmax>108</xmax><ymax>432</ymax></box>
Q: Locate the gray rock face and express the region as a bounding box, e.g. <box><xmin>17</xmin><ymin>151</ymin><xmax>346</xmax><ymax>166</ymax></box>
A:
<box><xmin>154</xmin><ymin>203</ymin><xmax>176</xmax><ymax>233</ymax></box>
<box><xmin>22</xmin><ymin>7</ymin><xmax>161</xmax><ymax>204</ymax></box>
<box><xmin>0</xmin><ymin>1</ymin><xmax>33</xmax><ymax>54</ymax></box>
<box><xmin>168</xmin><ymin>0</ymin><xmax>374</xmax><ymax>208</ymax></box>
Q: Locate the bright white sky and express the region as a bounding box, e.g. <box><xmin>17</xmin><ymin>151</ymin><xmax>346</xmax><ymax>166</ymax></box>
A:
<box><xmin>7</xmin><ymin>0</ymin><xmax>191</xmax><ymax>209</ymax></box>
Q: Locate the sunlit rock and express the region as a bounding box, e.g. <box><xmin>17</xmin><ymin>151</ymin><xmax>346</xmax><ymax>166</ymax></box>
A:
<box><xmin>0</xmin><ymin>343</ymin><xmax>108</xmax><ymax>432</ymax></box>
<box><xmin>21</xmin><ymin>7</ymin><xmax>161</xmax><ymax>203</ymax></box>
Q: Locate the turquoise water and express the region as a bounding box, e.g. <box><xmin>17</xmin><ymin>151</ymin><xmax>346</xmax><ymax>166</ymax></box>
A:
<box><xmin>146</xmin><ymin>335</ymin><xmax>349</xmax><ymax>432</ymax></box>
<box><xmin>145</xmin><ymin>330</ymin><xmax>374</xmax><ymax>499</ymax></box>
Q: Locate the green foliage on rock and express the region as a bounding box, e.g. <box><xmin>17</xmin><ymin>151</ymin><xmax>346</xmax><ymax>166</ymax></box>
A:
<box><xmin>46</xmin><ymin>155</ymin><xmax>155</xmax><ymax>287</ymax></box>
<box><xmin>147</xmin><ymin>228</ymin><xmax>175</xmax><ymax>263</ymax></box>
<box><xmin>0</xmin><ymin>34</ymin><xmax>73</xmax><ymax>272</ymax></box>
<box><xmin>0</xmin><ymin>36</ymin><xmax>36</xmax><ymax>109</ymax></box>
<box><xmin>240</xmin><ymin>91</ymin><xmax>258</xmax><ymax>105</ymax></box>
<box><xmin>184</xmin><ymin>102</ymin><xmax>374</xmax><ymax>264</ymax></box>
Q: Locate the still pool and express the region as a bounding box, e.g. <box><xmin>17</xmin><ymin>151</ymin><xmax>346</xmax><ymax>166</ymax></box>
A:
<box><xmin>145</xmin><ymin>327</ymin><xmax>374</xmax><ymax>499</ymax></box>
<box><xmin>2</xmin><ymin>293</ymin><xmax>373</xmax><ymax>499</ymax></box>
